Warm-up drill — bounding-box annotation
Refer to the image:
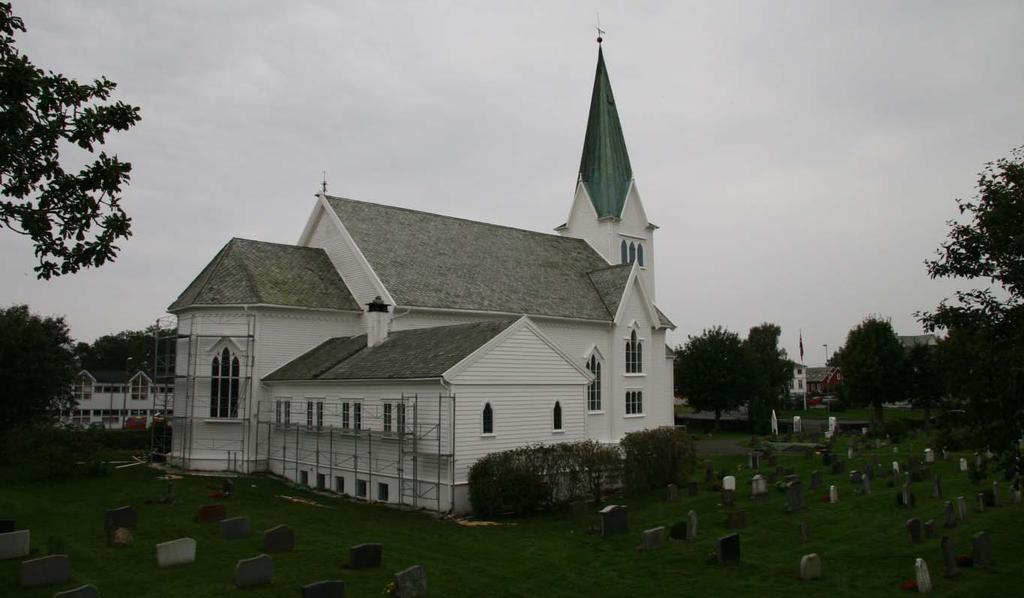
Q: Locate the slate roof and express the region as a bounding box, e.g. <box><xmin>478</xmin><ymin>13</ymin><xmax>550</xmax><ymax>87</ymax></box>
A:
<box><xmin>82</xmin><ymin>369</ymin><xmax>148</xmax><ymax>383</ymax></box>
<box><xmin>805</xmin><ymin>367</ymin><xmax>832</xmax><ymax>383</ymax></box>
<box><xmin>169</xmin><ymin>238</ymin><xmax>361</xmax><ymax>312</ymax></box>
<box><xmin>264</xmin><ymin>319</ymin><xmax>518</xmax><ymax>381</ymax></box>
<box><xmin>587</xmin><ymin>264</ymin><xmax>632</xmax><ymax>316</ymax></box>
<box><xmin>579</xmin><ymin>46</ymin><xmax>634</xmax><ymax>219</ymax></box>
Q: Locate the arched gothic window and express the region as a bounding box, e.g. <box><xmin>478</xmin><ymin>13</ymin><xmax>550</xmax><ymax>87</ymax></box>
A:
<box><xmin>553</xmin><ymin>401</ymin><xmax>563</xmax><ymax>431</ymax></box>
<box><xmin>586</xmin><ymin>354</ymin><xmax>602</xmax><ymax>412</ymax></box>
<box><xmin>620</xmin><ymin>240</ymin><xmax>628</xmax><ymax>264</ymax></box>
<box><xmin>482</xmin><ymin>402</ymin><xmax>494</xmax><ymax>435</ymax></box>
<box><xmin>637</xmin><ymin>243</ymin><xmax>644</xmax><ymax>267</ymax></box>
<box><xmin>626</xmin><ymin>330</ymin><xmax>643</xmax><ymax>373</ymax></box>
<box><xmin>130</xmin><ymin>375</ymin><xmax>149</xmax><ymax>401</ymax></box>
<box><xmin>210</xmin><ymin>347</ymin><xmax>240</xmax><ymax>418</ymax></box>
<box><xmin>628</xmin><ymin>242</ymin><xmax>636</xmax><ymax>264</ymax></box>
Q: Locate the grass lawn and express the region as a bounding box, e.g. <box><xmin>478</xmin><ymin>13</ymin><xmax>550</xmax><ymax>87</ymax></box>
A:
<box><xmin>1</xmin><ymin>436</ymin><xmax>1021</xmax><ymax>597</ymax></box>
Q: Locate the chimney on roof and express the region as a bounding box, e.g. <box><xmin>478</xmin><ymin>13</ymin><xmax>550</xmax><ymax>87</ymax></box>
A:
<box><xmin>365</xmin><ymin>296</ymin><xmax>391</xmax><ymax>348</ymax></box>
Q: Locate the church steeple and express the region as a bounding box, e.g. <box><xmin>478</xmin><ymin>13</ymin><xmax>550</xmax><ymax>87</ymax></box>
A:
<box><xmin>578</xmin><ymin>44</ymin><xmax>633</xmax><ymax>219</ymax></box>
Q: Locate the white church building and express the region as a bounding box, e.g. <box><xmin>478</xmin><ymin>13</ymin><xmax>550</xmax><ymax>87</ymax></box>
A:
<box><xmin>166</xmin><ymin>44</ymin><xmax>676</xmax><ymax>513</ymax></box>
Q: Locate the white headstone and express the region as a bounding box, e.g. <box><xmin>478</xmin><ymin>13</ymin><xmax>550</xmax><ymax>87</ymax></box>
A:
<box><xmin>959</xmin><ymin>458</ymin><xmax>968</xmax><ymax>472</ymax></box>
<box><xmin>892</xmin><ymin>461</ymin><xmax>901</xmax><ymax>474</ymax></box>
<box><xmin>0</xmin><ymin>530</ymin><xmax>30</xmax><ymax>560</ymax></box>
<box><xmin>799</xmin><ymin>553</ymin><xmax>822</xmax><ymax>580</ymax></box>
<box><xmin>862</xmin><ymin>426</ymin><xmax>869</xmax><ymax>435</ymax></box>
<box><xmin>915</xmin><ymin>558</ymin><xmax>932</xmax><ymax>593</ymax></box>
<box><xmin>893</xmin><ymin>446</ymin><xmax>899</xmax><ymax>454</ymax></box>
<box><xmin>828</xmin><ymin>416</ymin><xmax>837</xmax><ymax>435</ymax></box>
<box><xmin>770</xmin><ymin>409</ymin><xmax>779</xmax><ymax>435</ymax></box>
<box><xmin>924</xmin><ymin>449</ymin><xmax>935</xmax><ymax>464</ymax></box>
<box><xmin>792</xmin><ymin>416</ymin><xmax>802</xmax><ymax>433</ymax></box>
<box><xmin>847</xmin><ymin>447</ymin><xmax>854</xmax><ymax>460</ymax></box>
<box><xmin>829</xmin><ymin>485</ymin><xmax>839</xmax><ymax>504</ymax></box>
<box><xmin>751</xmin><ymin>474</ymin><xmax>767</xmax><ymax>497</ymax></box>
<box><xmin>156</xmin><ymin>538</ymin><xmax>196</xmax><ymax>567</ymax></box>
<box><xmin>723</xmin><ymin>476</ymin><xmax>736</xmax><ymax>491</ymax></box>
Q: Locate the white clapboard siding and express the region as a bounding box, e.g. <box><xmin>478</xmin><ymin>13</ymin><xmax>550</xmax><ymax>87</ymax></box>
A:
<box><xmin>254</xmin><ymin>310</ymin><xmax>361</xmax><ymax>378</ymax></box>
<box><xmin>448</xmin><ymin>325</ymin><xmax>589</xmax><ymax>386</ymax></box>
<box><xmin>304</xmin><ymin>203</ymin><xmax>380</xmax><ymax>306</ymax></box>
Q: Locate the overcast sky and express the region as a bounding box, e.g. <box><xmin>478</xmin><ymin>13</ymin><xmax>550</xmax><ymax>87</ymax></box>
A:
<box><xmin>3</xmin><ymin>1</ymin><xmax>1022</xmax><ymax>365</ymax></box>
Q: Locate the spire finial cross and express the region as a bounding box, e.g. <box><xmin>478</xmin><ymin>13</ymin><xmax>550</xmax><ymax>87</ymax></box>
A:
<box><xmin>596</xmin><ymin>12</ymin><xmax>604</xmax><ymax>43</ymax></box>
<box><xmin>321</xmin><ymin>171</ymin><xmax>328</xmax><ymax>195</ymax></box>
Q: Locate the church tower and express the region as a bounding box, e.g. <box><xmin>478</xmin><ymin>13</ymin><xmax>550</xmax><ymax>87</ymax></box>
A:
<box><xmin>557</xmin><ymin>42</ymin><xmax>657</xmax><ymax>299</ymax></box>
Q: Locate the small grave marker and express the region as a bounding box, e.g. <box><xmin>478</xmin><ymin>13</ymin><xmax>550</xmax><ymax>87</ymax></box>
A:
<box><xmin>156</xmin><ymin>538</ymin><xmax>196</xmax><ymax>567</ymax></box>
<box><xmin>940</xmin><ymin>537</ymin><xmax>959</xmax><ymax>579</ymax></box>
<box><xmin>261</xmin><ymin>524</ymin><xmax>295</xmax><ymax>553</ymax></box>
<box><xmin>0</xmin><ymin>529</ymin><xmax>30</xmax><ymax>560</ymax></box>
<box><xmin>393</xmin><ymin>565</ymin><xmax>427</xmax><ymax>598</ymax></box>
<box><xmin>799</xmin><ymin>553</ymin><xmax>821</xmax><ymax>581</ymax></box>
<box><xmin>829</xmin><ymin>485</ymin><xmax>838</xmax><ymax>504</ymax></box>
<box><xmin>349</xmin><ymin>543</ymin><xmax>383</xmax><ymax>569</ymax></box>
<box><xmin>905</xmin><ymin>518</ymin><xmax>923</xmax><ymax>544</ymax></box>
<box><xmin>301</xmin><ymin>579</ymin><xmax>346</xmax><ymax>598</ymax></box>
<box><xmin>234</xmin><ymin>554</ymin><xmax>274</xmax><ymax>587</ymax></box>
<box><xmin>219</xmin><ymin>516</ymin><xmax>251</xmax><ymax>540</ymax></box>
<box><xmin>810</xmin><ymin>470</ymin><xmax>821</xmax><ymax>490</ymax></box>
<box><xmin>914</xmin><ymin>558</ymin><xmax>932</xmax><ymax>594</ymax></box>
<box><xmin>19</xmin><ymin>554</ymin><xmax>70</xmax><ymax>587</ymax></box>
<box><xmin>943</xmin><ymin>501</ymin><xmax>956</xmax><ymax>529</ymax></box>
<box><xmin>666</xmin><ymin>484</ymin><xmax>679</xmax><ymax>502</ymax></box>
<box><xmin>786</xmin><ymin>481</ymin><xmax>804</xmax><ymax>512</ymax></box>
<box><xmin>956</xmin><ymin>496</ymin><xmax>967</xmax><ymax>520</ymax></box>
<box><xmin>932</xmin><ymin>474</ymin><xmax>943</xmax><ymax>500</ymax></box>
<box><xmin>716</xmin><ymin>533</ymin><xmax>740</xmax><ymax>565</ymax></box>
<box><xmin>971</xmin><ymin>531</ymin><xmax>992</xmax><ymax>567</ymax></box>
<box><xmin>798</xmin><ymin>521</ymin><xmax>809</xmax><ymax>542</ymax></box>
<box><xmin>923</xmin><ymin>520</ymin><xmax>936</xmax><ymax>539</ymax></box>
<box><xmin>104</xmin><ymin>506</ymin><xmax>137</xmax><ymax>531</ymax></box>
<box><xmin>750</xmin><ymin>474</ymin><xmax>767</xmax><ymax>499</ymax></box>
<box><xmin>687</xmin><ymin>510</ymin><xmax>698</xmax><ymax>540</ymax></box>
<box><xmin>640</xmin><ymin>526</ymin><xmax>665</xmax><ymax>551</ymax></box>
<box><xmin>599</xmin><ymin>505</ymin><xmax>628</xmax><ymax>537</ymax></box>
<box><xmin>959</xmin><ymin>457</ymin><xmax>968</xmax><ymax>472</ymax></box>
<box><xmin>54</xmin><ymin>584</ymin><xmax>100</xmax><ymax>598</ymax></box>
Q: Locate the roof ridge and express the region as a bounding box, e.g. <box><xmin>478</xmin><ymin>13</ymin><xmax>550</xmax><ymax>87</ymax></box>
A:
<box><xmin>173</xmin><ymin>239</ymin><xmax>236</xmax><ymax>310</ymax></box>
<box><xmin>229</xmin><ymin>237</ymin><xmax>324</xmax><ymax>252</ymax></box>
<box><xmin>325</xmin><ymin>195</ymin><xmax>590</xmax><ymax>244</ymax></box>
<box><xmin>587</xmin><ymin>263</ymin><xmax>631</xmax><ymax>275</ymax></box>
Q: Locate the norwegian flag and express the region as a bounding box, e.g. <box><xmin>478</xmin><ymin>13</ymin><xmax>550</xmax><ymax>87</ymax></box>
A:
<box><xmin>799</xmin><ymin>331</ymin><xmax>804</xmax><ymax>363</ymax></box>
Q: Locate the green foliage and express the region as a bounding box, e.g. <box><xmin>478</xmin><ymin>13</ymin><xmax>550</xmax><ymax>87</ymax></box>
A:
<box><xmin>619</xmin><ymin>427</ymin><xmax>697</xmax><ymax>490</ymax></box>
<box><xmin>743</xmin><ymin>323</ymin><xmax>794</xmax><ymax>434</ymax></box>
<box><xmin>675</xmin><ymin>326</ymin><xmax>756</xmax><ymax>428</ymax></box>
<box><xmin>918</xmin><ymin>146</ymin><xmax>1024</xmax><ymax>451</ymax></box>
<box><xmin>0</xmin><ymin>305</ymin><xmax>77</xmax><ymax>434</ymax></box>
<box><xmin>0</xmin><ymin>3</ymin><xmax>141</xmax><ymax>278</ymax></box>
<box><xmin>836</xmin><ymin>316</ymin><xmax>905</xmax><ymax>424</ymax></box>
<box><xmin>75</xmin><ymin>324</ymin><xmax>175</xmax><ymax>373</ymax></box>
<box><xmin>467</xmin><ymin>441</ymin><xmax>623</xmax><ymax>516</ymax></box>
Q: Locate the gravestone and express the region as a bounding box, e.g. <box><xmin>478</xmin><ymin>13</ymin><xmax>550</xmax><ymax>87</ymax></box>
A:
<box><xmin>932</xmin><ymin>474</ymin><xmax>943</xmax><ymax>499</ymax></box>
<box><xmin>977</xmin><ymin>492</ymin><xmax>987</xmax><ymax>512</ymax></box>
<box><xmin>766</xmin><ymin>454</ymin><xmax>778</xmax><ymax>467</ymax></box>
<box><xmin>943</xmin><ymin>501</ymin><xmax>956</xmax><ymax>529</ymax></box>
<box><xmin>750</xmin><ymin>474</ymin><xmax>767</xmax><ymax>499</ymax></box>
<box><xmin>865</xmin><ymin>461</ymin><xmax>875</xmax><ymax>480</ymax></box>
<box><xmin>219</xmin><ymin>516</ymin><xmax>251</xmax><ymax>540</ymax></box>
<box><xmin>19</xmin><ymin>554</ymin><xmax>70</xmax><ymax>587</ymax></box>
<box><xmin>959</xmin><ymin>458</ymin><xmax>968</xmax><ymax>472</ymax></box>
<box><xmin>716</xmin><ymin>533</ymin><xmax>740</xmax><ymax>565</ymax></box>
<box><xmin>349</xmin><ymin>543</ymin><xmax>383</xmax><ymax>569</ymax></box>
<box><xmin>892</xmin><ymin>461</ymin><xmax>900</xmax><ymax>475</ymax></box>
<box><xmin>786</xmin><ymin>481</ymin><xmax>804</xmax><ymax>512</ymax></box>
<box><xmin>914</xmin><ymin>558</ymin><xmax>932</xmax><ymax>594</ymax></box>
<box><xmin>793</xmin><ymin>416</ymin><xmax>802</xmax><ymax>433</ymax></box>
<box><xmin>104</xmin><ymin>505</ymin><xmax>137</xmax><ymax>531</ymax></box>
<box><xmin>196</xmin><ymin>504</ymin><xmax>226</xmax><ymax>523</ymax></box>
<box><xmin>861</xmin><ymin>475</ymin><xmax>871</xmax><ymax>496</ymax></box>
<box><xmin>748</xmin><ymin>452</ymin><xmax>760</xmax><ymax>469</ymax></box>
<box><xmin>600</xmin><ymin>506</ymin><xmax>628</xmax><ymax>537</ymax></box>
<box><xmin>829</xmin><ymin>485</ymin><xmax>838</xmax><ymax>504</ymax></box>
<box><xmin>956</xmin><ymin>496</ymin><xmax>967</xmax><ymax>520</ymax></box>
<box><xmin>971</xmin><ymin>531</ymin><xmax>993</xmax><ymax>567</ymax></box>
<box><xmin>156</xmin><ymin>537</ymin><xmax>196</xmax><ymax>567</ymax></box>
<box><xmin>301</xmin><ymin>579</ymin><xmax>346</xmax><ymax>598</ymax></box>
<box><xmin>990</xmin><ymin>482</ymin><xmax>1000</xmax><ymax>506</ymax></box>
<box><xmin>848</xmin><ymin>447</ymin><xmax>854</xmax><ymax>460</ymax></box>
<box><xmin>686</xmin><ymin>482</ymin><xmax>699</xmax><ymax>497</ymax></box>
<box><xmin>686</xmin><ymin>510</ymin><xmax>698</xmax><ymax>540</ymax></box>
<box><xmin>722</xmin><ymin>476</ymin><xmax>736</xmax><ymax>491</ymax></box>
<box><xmin>975</xmin><ymin>452</ymin><xmax>982</xmax><ymax>468</ymax></box>
<box><xmin>923</xmin><ymin>520</ymin><xmax>936</xmax><ymax>539</ymax></box>
<box><xmin>726</xmin><ymin>512</ymin><xmax>746</xmax><ymax>530</ymax></box>
<box><xmin>261</xmin><ymin>524</ymin><xmax>295</xmax><ymax>553</ymax></box>
<box><xmin>705</xmin><ymin>462</ymin><xmax>714</xmax><ymax>482</ymax></box>
<box><xmin>849</xmin><ymin>470</ymin><xmax>862</xmax><ymax>484</ymax></box>
<box><xmin>666</xmin><ymin>484</ymin><xmax>679</xmax><ymax>502</ymax></box>
<box><xmin>898</xmin><ymin>484</ymin><xmax>915</xmax><ymax>507</ymax></box>
<box><xmin>905</xmin><ymin>518</ymin><xmax>923</xmax><ymax>543</ymax></box>
<box><xmin>0</xmin><ymin>520</ymin><xmax>13</xmax><ymax>534</ymax></box>
<box><xmin>393</xmin><ymin>565</ymin><xmax>427</xmax><ymax>598</ymax></box>
<box><xmin>799</xmin><ymin>553</ymin><xmax>821</xmax><ymax>581</ymax></box>
<box><xmin>830</xmin><ymin>460</ymin><xmax>845</xmax><ymax>475</ymax></box>
<box><xmin>821</xmin><ymin>452</ymin><xmax>833</xmax><ymax>467</ymax></box>
<box><xmin>924</xmin><ymin>448</ymin><xmax>934</xmax><ymax>464</ymax></box>
<box><xmin>810</xmin><ymin>470</ymin><xmax>822</xmax><ymax>490</ymax></box>
<box><xmin>940</xmin><ymin>537</ymin><xmax>960</xmax><ymax>579</ymax></box>
<box><xmin>54</xmin><ymin>584</ymin><xmax>100</xmax><ymax>598</ymax></box>
<box><xmin>234</xmin><ymin>554</ymin><xmax>274</xmax><ymax>587</ymax></box>
<box><xmin>640</xmin><ymin>526</ymin><xmax>665</xmax><ymax>551</ymax></box>
<box><xmin>798</xmin><ymin>521</ymin><xmax>809</xmax><ymax>542</ymax></box>
<box><xmin>0</xmin><ymin>529</ymin><xmax>30</xmax><ymax>560</ymax></box>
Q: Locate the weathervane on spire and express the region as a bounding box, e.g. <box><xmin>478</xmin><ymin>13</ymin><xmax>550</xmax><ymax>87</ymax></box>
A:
<box><xmin>321</xmin><ymin>171</ymin><xmax>328</xmax><ymax>195</ymax></box>
<box><xmin>596</xmin><ymin>12</ymin><xmax>605</xmax><ymax>44</ymax></box>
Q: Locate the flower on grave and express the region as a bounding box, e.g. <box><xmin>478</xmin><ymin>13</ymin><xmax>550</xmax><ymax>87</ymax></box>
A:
<box><xmin>382</xmin><ymin>580</ymin><xmax>396</xmax><ymax>595</ymax></box>
<box><xmin>900</xmin><ymin>579</ymin><xmax>918</xmax><ymax>591</ymax></box>
<box><xmin>956</xmin><ymin>555</ymin><xmax>973</xmax><ymax>567</ymax></box>
<box><xmin>821</xmin><ymin>495</ymin><xmax>830</xmax><ymax>503</ymax></box>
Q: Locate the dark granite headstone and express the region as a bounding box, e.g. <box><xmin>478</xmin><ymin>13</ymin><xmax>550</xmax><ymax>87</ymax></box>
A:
<box><xmin>905</xmin><ymin>518</ymin><xmax>923</xmax><ymax>543</ymax></box>
<box><xmin>943</xmin><ymin>501</ymin><xmax>956</xmax><ymax>529</ymax></box>
<box><xmin>196</xmin><ymin>504</ymin><xmax>226</xmax><ymax>523</ymax></box>
<box><xmin>104</xmin><ymin>505</ymin><xmax>137</xmax><ymax>530</ymax></box>
<box><xmin>785</xmin><ymin>481</ymin><xmax>803</xmax><ymax>513</ymax></box>
<box><xmin>798</xmin><ymin>521</ymin><xmax>809</xmax><ymax>542</ymax></box>
<box><xmin>349</xmin><ymin>543</ymin><xmax>383</xmax><ymax>569</ymax></box>
<box><xmin>219</xmin><ymin>516</ymin><xmax>251</xmax><ymax>540</ymax></box>
<box><xmin>809</xmin><ymin>470</ymin><xmax>822</xmax><ymax>490</ymax></box>
<box><xmin>941</xmin><ymin>537</ymin><xmax>960</xmax><ymax>579</ymax></box>
<box><xmin>933</xmin><ymin>474</ymin><xmax>943</xmax><ymax>499</ymax></box>
<box><xmin>704</xmin><ymin>462</ymin><xmax>714</xmax><ymax>482</ymax></box>
<box><xmin>302</xmin><ymin>579</ymin><xmax>346</xmax><ymax>598</ymax></box>
<box><xmin>971</xmin><ymin>531</ymin><xmax>993</xmax><ymax>567</ymax></box>
<box><xmin>923</xmin><ymin>520</ymin><xmax>936</xmax><ymax>539</ymax></box>
<box><xmin>716</xmin><ymin>533</ymin><xmax>741</xmax><ymax>565</ymax></box>
<box><xmin>54</xmin><ymin>584</ymin><xmax>100</xmax><ymax>598</ymax></box>
<box><xmin>599</xmin><ymin>505</ymin><xmax>628</xmax><ymax>537</ymax></box>
<box><xmin>726</xmin><ymin>512</ymin><xmax>746</xmax><ymax>530</ymax></box>
<box><xmin>261</xmin><ymin>524</ymin><xmax>295</xmax><ymax>553</ymax></box>
<box><xmin>861</xmin><ymin>475</ymin><xmax>871</xmax><ymax>495</ymax></box>
<box><xmin>640</xmin><ymin>526</ymin><xmax>665</xmax><ymax>551</ymax></box>
<box><xmin>977</xmin><ymin>492</ymin><xmax>988</xmax><ymax>512</ymax></box>
<box><xmin>865</xmin><ymin>461</ymin><xmax>875</xmax><ymax>480</ymax></box>
<box><xmin>393</xmin><ymin>565</ymin><xmax>427</xmax><ymax>598</ymax></box>
<box><xmin>0</xmin><ymin>520</ymin><xmax>14</xmax><ymax>534</ymax></box>
<box><xmin>234</xmin><ymin>553</ymin><xmax>273</xmax><ymax>587</ymax></box>
<box><xmin>748</xmin><ymin>452</ymin><xmax>760</xmax><ymax>469</ymax></box>
<box><xmin>19</xmin><ymin>554</ymin><xmax>70</xmax><ymax>587</ymax></box>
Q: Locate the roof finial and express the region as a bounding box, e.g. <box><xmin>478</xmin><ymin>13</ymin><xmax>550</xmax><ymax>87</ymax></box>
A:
<box><xmin>595</xmin><ymin>12</ymin><xmax>604</xmax><ymax>44</ymax></box>
<box><xmin>321</xmin><ymin>171</ymin><xmax>328</xmax><ymax>195</ymax></box>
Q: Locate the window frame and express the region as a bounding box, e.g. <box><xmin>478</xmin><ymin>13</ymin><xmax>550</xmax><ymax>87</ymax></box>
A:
<box><xmin>209</xmin><ymin>347</ymin><xmax>241</xmax><ymax>418</ymax></box>
<box><xmin>625</xmin><ymin>328</ymin><xmax>644</xmax><ymax>374</ymax></box>
<box><xmin>481</xmin><ymin>402</ymin><xmax>494</xmax><ymax>436</ymax></box>
<box><xmin>552</xmin><ymin>401</ymin><xmax>563</xmax><ymax>432</ymax></box>
<box><xmin>625</xmin><ymin>389</ymin><xmax>644</xmax><ymax>417</ymax></box>
<box><xmin>586</xmin><ymin>353</ymin><xmax>602</xmax><ymax>413</ymax></box>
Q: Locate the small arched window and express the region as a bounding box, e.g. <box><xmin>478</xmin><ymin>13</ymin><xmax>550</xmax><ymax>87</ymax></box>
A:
<box><xmin>620</xmin><ymin>240</ymin><xmax>628</xmax><ymax>264</ymax></box>
<box><xmin>637</xmin><ymin>243</ymin><xmax>644</xmax><ymax>267</ymax></box>
<box><xmin>626</xmin><ymin>330</ymin><xmax>643</xmax><ymax>373</ymax></box>
<box><xmin>210</xmin><ymin>347</ymin><xmax>240</xmax><ymax>418</ymax></box>
<box><xmin>553</xmin><ymin>401</ymin><xmax>563</xmax><ymax>431</ymax></box>
<box><xmin>628</xmin><ymin>242</ymin><xmax>636</xmax><ymax>264</ymax></box>
<box><xmin>586</xmin><ymin>354</ymin><xmax>602</xmax><ymax>412</ymax></box>
<box><xmin>482</xmin><ymin>402</ymin><xmax>494</xmax><ymax>435</ymax></box>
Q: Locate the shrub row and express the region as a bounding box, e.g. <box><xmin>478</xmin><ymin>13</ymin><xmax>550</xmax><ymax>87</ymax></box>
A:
<box><xmin>468</xmin><ymin>428</ymin><xmax>696</xmax><ymax>516</ymax></box>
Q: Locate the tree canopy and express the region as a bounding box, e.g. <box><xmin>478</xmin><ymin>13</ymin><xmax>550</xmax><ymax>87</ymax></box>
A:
<box><xmin>0</xmin><ymin>304</ymin><xmax>77</xmax><ymax>433</ymax></box>
<box><xmin>836</xmin><ymin>316</ymin><xmax>905</xmax><ymax>425</ymax></box>
<box><xmin>0</xmin><ymin>3</ymin><xmax>141</xmax><ymax>279</ymax></box>
<box><xmin>743</xmin><ymin>323</ymin><xmax>793</xmax><ymax>434</ymax></box>
<box><xmin>674</xmin><ymin>326</ymin><xmax>755</xmax><ymax>429</ymax></box>
<box><xmin>75</xmin><ymin>327</ymin><xmax>164</xmax><ymax>373</ymax></box>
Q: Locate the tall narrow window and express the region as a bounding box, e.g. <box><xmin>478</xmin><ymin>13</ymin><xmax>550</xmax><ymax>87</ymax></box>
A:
<box><xmin>306</xmin><ymin>400</ymin><xmax>314</xmax><ymax>427</ymax></box>
<box><xmin>626</xmin><ymin>390</ymin><xmax>643</xmax><ymax>415</ymax></box>
<box><xmin>626</xmin><ymin>330</ymin><xmax>643</xmax><ymax>373</ymax></box>
<box><xmin>629</xmin><ymin>242</ymin><xmax>636</xmax><ymax>264</ymax></box>
<box><xmin>210</xmin><ymin>348</ymin><xmax>240</xmax><ymax>418</ymax></box>
<box><xmin>284</xmin><ymin>400</ymin><xmax>291</xmax><ymax>425</ymax></box>
<box><xmin>353</xmin><ymin>403</ymin><xmax>362</xmax><ymax>430</ymax></box>
<box><xmin>316</xmin><ymin>401</ymin><xmax>324</xmax><ymax>428</ymax></box>
<box><xmin>482</xmin><ymin>403</ymin><xmax>493</xmax><ymax>435</ymax></box>
<box><xmin>586</xmin><ymin>354</ymin><xmax>602</xmax><ymax>412</ymax></box>
<box><xmin>383</xmin><ymin>403</ymin><xmax>393</xmax><ymax>432</ymax></box>
<box><xmin>620</xmin><ymin>240</ymin><xmax>628</xmax><ymax>264</ymax></box>
<box><xmin>275</xmin><ymin>400</ymin><xmax>282</xmax><ymax>424</ymax></box>
<box><xmin>397</xmin><ymin>403</ymin><xmax>406</xmax><ymax>434</ymax></box>
<box><xmin>342</xmin><ymin>402</ymin><xmax>350</xmax><ymax>429</ymax></box>
<box><xmin>553</xmin><ymin>401</ymin><xmax>563</xmax><ymax>431</ymax></box>
<box><xmin>637</xmin><ymin>243</ymin><xmax>644</xmax><ymax>267</ymax></box>
<box><xmin>130</xmin><ymin>375</ymin><xmax>149</xmax><ymax>401</ymax></box>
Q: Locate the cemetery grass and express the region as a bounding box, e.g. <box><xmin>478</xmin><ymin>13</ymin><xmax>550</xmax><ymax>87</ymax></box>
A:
<box><xmin>1</xmin><ymin>438</ymin><xmax>1022</xmax><ymax>597</ymax></box>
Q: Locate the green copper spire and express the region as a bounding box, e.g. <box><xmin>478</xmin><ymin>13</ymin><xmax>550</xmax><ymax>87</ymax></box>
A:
<box><xmin>578</xmin><ymin>45</ymin><xmax>633</xmax><ymax>219</ymax></box>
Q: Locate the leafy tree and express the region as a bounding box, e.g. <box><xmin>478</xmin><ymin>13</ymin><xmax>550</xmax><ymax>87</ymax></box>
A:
<box><xmin>0</xmin><ymin>3</ymin><xmax>141</xmax><ymax>279</ymax></box>
<box><xmin>674</xmin><ymin>326</ymin><xmax>755</xmax><ymax>430</ymax></box>
<box><xmin>76</xmin><ymin>327</ymin><xmax>159</xmax><ymax>373</ymax></box>
<box><xmin>836</xmin><ymin>316</ymin><xmax>905</xmax><ymax>425</ymax></box>
<box><xmin>0</xmin><ymin>305</ymin><xmax>77</xmax><ymax>434</ymax></box>
<box><xmin>905</xmin><ymin>342</ymin><xmax>944</xmax><ymax>429</ymax></box>
<box><xmin>918</xmin><ymin>146</ymin><xmax>1024</xmax><ymax>450</ymax></box>
<box><xmin>743</xmin><ymin>323</ymin><xmax>794</xmax><ymax>434</ymax></box>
